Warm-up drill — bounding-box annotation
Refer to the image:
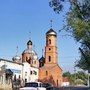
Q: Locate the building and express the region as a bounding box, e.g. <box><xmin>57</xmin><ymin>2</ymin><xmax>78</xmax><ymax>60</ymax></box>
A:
<box><xmin>0</xmin><ymin>40</ymin><xmax>39</xmax><ymax>89</ymax></box>
<box><xmin>39</xmin><ymin>28</ymin><xmax>63</xmax><ymax>87</ymax></box>
<box><xmin>62</xmin><ymin>77</ymin><xmax>70</xmax><ymax>86</ymax></box>
<box><xmin>22</xmin><ymin>40</ymin><xmax>39</xmax><ymax>68</ymax></box>
<box><xmin>0</xmin><ymin>27</ymin><xmax>63</xmax><ymax>88</ymax></box>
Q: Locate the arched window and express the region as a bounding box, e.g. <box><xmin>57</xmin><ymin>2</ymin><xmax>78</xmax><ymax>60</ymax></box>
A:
<box><xmin>57</xmin><ymin>79</ymin><xmax>58</xmax><ymax>86</ymax></box>
<box><xmin>46</xmin><ymin>39</ymin><xmax>48</xmax><ymax>45</ymax></box>
<box><xmin>34</xmin><ymin>61</ymin><xmax>36</xmax><ymax>64</ymax></box>
<box><xmin>25</xmin><ymin>79</ymin><xmax>27</xmax><ymax>82</ymax></box>
<box><xmin>49</xmin><ymin>56</ymin><xmax>51</xmax><ymax>62</ymax></box>
<box><xmin>46</xmin><ymin>71</ymin><xmax>48</xmax><ymax>76</ymax></box>
<box><xmin>49</xmin><ymin>39</ymin><xmax>51</xmax><ymax>44</ymax></box>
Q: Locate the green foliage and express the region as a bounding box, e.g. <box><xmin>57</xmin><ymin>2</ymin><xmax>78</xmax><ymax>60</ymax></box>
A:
<box><xmin>49</xmin><ymin>0</ymin><xmax>90</xmax><ymax>70</ymax></box>
<box><xmin>63</xmin><ymin>71</ymin><xmax>88</xmax><ymax>85</ymax></box>
<box><xmin>49</xmin><ymin>0</ymin><xmax>64</xmax><ymax>13</ymax></box>
<box><xmin>67</xmin><ymin>0</ymin><xmax>90</xmax><ymax>70</ymax></box>
<box><xmin>63</xmin><ymin>71</ymin><xmax>71</xmax><ymax>77</ymax></box>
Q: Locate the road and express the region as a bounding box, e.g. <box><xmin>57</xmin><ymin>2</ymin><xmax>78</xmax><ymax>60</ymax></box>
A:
<box><xmin>59</xmin><ymin>86</ymin><xmax>90</xmax><ymax>90</ymax></box>
<box><xmin>47</xmin><ymin>86</ymin><xmax>90</xmax><ymax>90</ymax></box>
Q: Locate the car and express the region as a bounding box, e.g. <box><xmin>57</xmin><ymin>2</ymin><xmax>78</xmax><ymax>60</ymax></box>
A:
<box><xmin>42</xmin><ymin>83</ymin><xmax>53</xmax><ymax>90</ymax></box>
<box><xmin>19</xmin><ymin>82</ymin><xmax>46</xmax><ymax>90</ymax></box>
<box><xmin>42</xmin><ymin>83</ymin><xmax>53</xmax><ymax>88</ymax></box>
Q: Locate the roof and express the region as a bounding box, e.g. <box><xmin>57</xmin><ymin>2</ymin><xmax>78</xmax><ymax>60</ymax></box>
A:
<box><xmin>39</xmin><ymin>56</ymin><xmax>45</xmax><ymax>62</ymax></box>
<box><xmin>12</xmin><ymin>55</ymin><xmax>21</xmax><ymax>61</ymax></box>
<box><xmin>5</xmin><ymin>69</ymin><xmax>13</xmax><ymax>75</ymax></box>
<box><xmin>63</xmin><ymin>77</ymin><xmax>69</xmax><ymax>82</ymax></box>
<box><xmin>0</xmin><ymin>69</ymin><xmax>13</xmax><ymax>75</ymax></box>
<box><xmin>0</xmin><ymin>58</ymin><xmax>23</xmax><ymax>65</ymax></box>
<box><xmin>27</xmin><ymin>40</ymin><xmax>33</xmax><ymax>45</ymax></box>
<box><xmin>46</xmin><ymin>28</ymin><xmax>57</xmax><ymax>37</ymax></box>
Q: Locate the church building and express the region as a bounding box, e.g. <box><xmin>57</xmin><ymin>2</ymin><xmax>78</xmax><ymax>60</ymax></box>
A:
<box><xmin>39</xmin><ymin>28</ymin><xmax>63</xmax><ymax>87</ymax></box>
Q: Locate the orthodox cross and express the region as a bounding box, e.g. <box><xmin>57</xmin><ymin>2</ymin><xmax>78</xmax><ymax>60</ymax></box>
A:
<box><xmin>50</xmin><ymin>20</ymin><xmax>53</xmax><ymax>28</ymax></box>
<box><xmin>16</xmin><ymin>46</ymin><xmax>18</xmax><ymax>55</ymax></box>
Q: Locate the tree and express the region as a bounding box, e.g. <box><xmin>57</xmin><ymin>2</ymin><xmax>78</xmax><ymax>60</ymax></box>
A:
<box><xmin>67</xmin><ymin>0</ymin><xmax>90</xmax><ymax>70</ymax></box>
<box><xmin>63</xmin><ymin>71</ymin><xmax>71</xmax><ymax>77</ymax></box>
<box><xmin>50</xmin><ymin>0</ymin><xmax>90</xmax><ymax>70</ymax></box>
<box><xmin>49</xmin><ymin>0</ymin><xmax>65</xmax><ymax>13</ymax></box>
<box><xmin>63</xmin><ymin>71</ymin><xmax>88</xmax><ymax>85</ymax></box>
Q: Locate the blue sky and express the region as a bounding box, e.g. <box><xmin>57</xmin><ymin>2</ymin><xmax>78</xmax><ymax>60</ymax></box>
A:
<box><xmin>0</xmin><ymin>0</ymin><xmax>80</xmax><ymax>72</ymax></box>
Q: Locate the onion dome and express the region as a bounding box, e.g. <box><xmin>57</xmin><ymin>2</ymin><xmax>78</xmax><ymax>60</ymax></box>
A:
<box><xmin>12</xmin><ymin>55</ymin><xmax>21</xmax><ymax>61</ymax></box>
<box><xmin>23</xmin><ymin>48</ymin><xmax>36</xmax><ymax>55</ymax></box>
<box><xmin>46</xmin><ymin>28</ymin><xmax>57</xmax><ymax>37</ymax></box>
<box><xmin>27</xmin><ymin>40</ymin><xmax>33</xmax><ymax>45</ymax></box>
<box><xmin>22</xmin><ymin>48</ymin><xmax>38</xmax><ymax>59</ymax></box>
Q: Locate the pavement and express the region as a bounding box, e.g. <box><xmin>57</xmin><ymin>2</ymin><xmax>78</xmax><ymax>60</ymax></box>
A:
<box><xmin>59</xmin><ymin>86</ymin><xmax>90</xmax><ymax>90</ymax></box>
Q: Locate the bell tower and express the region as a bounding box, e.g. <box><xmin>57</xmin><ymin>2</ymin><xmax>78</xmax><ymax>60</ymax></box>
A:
<box><xmin>45</xmin><ymin>28</ymin><xmax>58</xmax><ymax>64</ymax></box>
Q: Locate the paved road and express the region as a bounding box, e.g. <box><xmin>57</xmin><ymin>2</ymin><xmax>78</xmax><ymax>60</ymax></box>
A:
<box><xmin>59</xmin><ymin>87</ymin><xmax>90</xmax><ymax>90</ymax></box>
<box><xmin>47</xmin><ymin>86</ymin><xmax>90</xmax><ymax>90</ymax></box>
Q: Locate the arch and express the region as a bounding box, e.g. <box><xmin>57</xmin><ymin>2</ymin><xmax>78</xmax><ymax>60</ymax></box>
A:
<box><xmin>34</xmin><ymin>61</ymin><xmax>36</xmax><ymax>64</ymax></box>
<box><xmin>57</xmin><ymin>79</ymin><xmax>58</xmax><ymax>86</ymax></box>
<box><xmin>48</xmin><ymin>39</ymin><xmax>51</xmax><ymax>44</ymax></box>
<box><xmin>49</xmin><ymin>56</ymin><xmax>51</xmax><ymax>62</ymax></box>
<box><xmin>46</xmin><ymin>71</ymin><xmax>48</xmax><ymax>76</ymax></box>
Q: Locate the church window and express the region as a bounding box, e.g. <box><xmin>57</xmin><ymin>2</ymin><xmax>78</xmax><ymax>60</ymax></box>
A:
<box><xmin>49</xmin><ymin>39</ymin><xmax>51</xmax><ymax>44</ymax></box>
<box><xmin>57</xmin><ymin>79</ymin><xmax>58</xmax><ymax>86</ymax></box>
<box><xmin>46</xmin><ymin>40</ymin><xmax>48</xmax><ymax>45</ymax></box>
<box><xmin>25</xmin><ymin>79</ymin><xmax>27</xmax><ymax>82</ymax></box>
<box><xmin>25</xmin><ymin>72</ymin><xmax>27</xmax><ymax>76</ymax></box>
<box><xmin>49</xmin><ymin>48</ymin><xmax>51</xmax><ymax>50</ymax></box>
<box><xmin>49</xmin><ymin>56</ymin><xmax>51</xmax><ymax>62</ymax></box>
<box><xmin>19</xmin><ymin>75</ymin><xmax>20</xmax><ymax>79</ymax></box>
<box><xmin>30</xmin><ymin>71</ymin><xmax>32</xmax><ymax>75</ymax></box>
<box><xmin>46</xmin><ymin>71</ymin><xmax>48</xmax><ymax>76</ymax></box>
<box><xmin>34</xmin><ymin>61</ymin><xmax>36</xmax><ymax>64</ymax></box>
<box><xmin>35</xmin><ymin>71</ymin><xmax>37</xmax><ymax>75</ymax></box>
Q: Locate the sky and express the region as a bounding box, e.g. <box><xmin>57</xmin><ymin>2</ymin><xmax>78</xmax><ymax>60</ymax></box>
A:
<box><xmin>0</xmin><ymin>0</ymin><xmax>80</xmax><ymax>72</ymax></box>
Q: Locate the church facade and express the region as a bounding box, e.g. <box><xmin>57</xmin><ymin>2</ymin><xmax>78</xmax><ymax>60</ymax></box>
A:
<box><xmin>39</xmin><ymin>28</ymin><xmax>63</xmax><ymax>87</ymax></box>
<box><xmin>0</xmin><ymin>27</ymin><xmax>63</xmax><ymax>88</ymax></box>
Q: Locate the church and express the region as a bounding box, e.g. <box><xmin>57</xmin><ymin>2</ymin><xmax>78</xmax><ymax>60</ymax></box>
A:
<box><xmin>39</xmin><ymin>28</ymin><xmax>63</xmax><ymax>87</ymax></box>
<box><xmin>0</xmin><ymin>27</ymin><xmax>63</xmax><ymax>89</ymax></box>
